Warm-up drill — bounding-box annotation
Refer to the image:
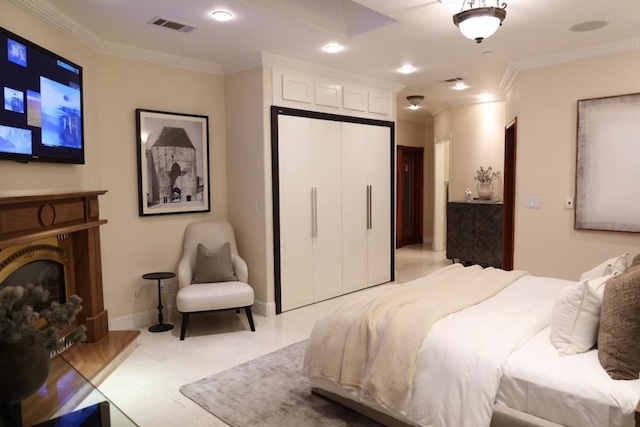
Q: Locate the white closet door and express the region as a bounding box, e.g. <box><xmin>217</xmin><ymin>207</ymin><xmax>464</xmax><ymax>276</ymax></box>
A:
<box><xmin>311</xmin><ymin>119</ymin><xmax>343</xmax><ymax>301</ymax></box>
<box><xmin>366</xmin><ymin>125</ymin><xmax>392</xmax><ymax>286</ymax></box>
<box><xmin>341</xmin><ymin>122</ymin><xmax>368</xmax><ymax>293</ymax></box>
<box><xmin>278</xmin><ymin>115</ymin><xmax>314</xmax><ymax>311</ymax></box>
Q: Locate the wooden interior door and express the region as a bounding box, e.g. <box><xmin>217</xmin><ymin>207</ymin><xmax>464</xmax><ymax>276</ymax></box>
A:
<box><xmin>502</xmin><ymin>118</ymin><xmax>517</xmax><ymax>270</ymax></box>
<box><xmin>396</xmin><ymin>146</ymin><xmax>424</xmax><ymax>248</ymax></box>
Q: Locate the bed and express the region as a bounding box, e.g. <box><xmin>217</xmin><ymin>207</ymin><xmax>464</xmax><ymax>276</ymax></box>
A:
<box><xmin>303</xmin><ymin>261</ymin><xmax>640</xmax><ymax>427</ymax></box>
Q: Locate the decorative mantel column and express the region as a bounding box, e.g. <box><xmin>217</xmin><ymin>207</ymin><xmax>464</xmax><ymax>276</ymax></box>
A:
<box><xmin>0</xmin><ymin>190</ymin><xmax>109</xmax><ymax>343</ymax></box>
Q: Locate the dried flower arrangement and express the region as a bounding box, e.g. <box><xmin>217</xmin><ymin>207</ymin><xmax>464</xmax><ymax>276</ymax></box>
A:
<box><xmin>474</xmin><ymin>166</ymin><xmax>501</xmax><ymax>184</ymax></box>
<box><xmin>0</xmin><ymin>284</ymin><xmax>86</xmax><ymax>351</ymax></box>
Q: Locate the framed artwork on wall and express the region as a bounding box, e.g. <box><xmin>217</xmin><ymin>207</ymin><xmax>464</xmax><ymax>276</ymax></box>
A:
<box><xmin>136</xmin><ymin>109</ymin><xmax>210</xmax><ymax>216</ymax></box>
<box><xmin>575</xmin><ymin>93</ymin><xmax>640</xmax><ymax>232</ymax></box>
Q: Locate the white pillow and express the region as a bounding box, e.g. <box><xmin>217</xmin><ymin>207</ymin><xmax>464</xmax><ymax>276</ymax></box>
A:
<box><xmin>579</xmin><ymin>253</ymin><xmax>628</xmax><ymax>281</ymax></box>
<box><xmin>550</xmin><ymin>274</ymin><xmax>613</xmax><ymax>355</ymax></box>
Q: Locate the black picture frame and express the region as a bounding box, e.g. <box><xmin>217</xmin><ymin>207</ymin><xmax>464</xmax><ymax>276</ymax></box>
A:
<box><xmin>136</xmin><ymin>109</ymin><xmax>210</xmax><ymax>216</ymax></box>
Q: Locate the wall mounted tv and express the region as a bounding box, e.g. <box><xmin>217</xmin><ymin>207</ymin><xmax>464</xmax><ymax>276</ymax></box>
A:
<box><xmin>0</xmin><ymin>26</ymin><xmax>84</xmax><ymax>164</ymax></box>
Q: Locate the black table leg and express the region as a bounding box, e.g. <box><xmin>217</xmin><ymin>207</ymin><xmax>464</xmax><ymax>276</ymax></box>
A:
<box><xmin>148</xmin><ymin>278</ymin><xmax>173</xmax><ymax>333</ymax></box>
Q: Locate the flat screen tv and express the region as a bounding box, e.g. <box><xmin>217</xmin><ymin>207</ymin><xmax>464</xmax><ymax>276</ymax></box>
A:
<box><xmin>0</xmin><ymin>26</ymin><xmax>84</xmax><ymax>164</ymax></box>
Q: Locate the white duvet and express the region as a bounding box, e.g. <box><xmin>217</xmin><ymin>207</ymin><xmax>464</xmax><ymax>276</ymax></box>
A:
<box><xmin>312</xmin><ymin>274</ymin><xmax>575</xmax><ymax>427</ymax></box>
<box><xmin>497</xmin><ymin>327</ymin><xmax>640</xmax><ymax>427</ymax></box>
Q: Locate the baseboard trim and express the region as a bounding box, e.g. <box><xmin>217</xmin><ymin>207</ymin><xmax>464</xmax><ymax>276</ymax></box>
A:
<box><xmin>109</xmin><ymin>305</ymin><xmax>177</xmax><ymax>330</ymax></box>
<box><xmin>109</xmin><ymin>300</ymin><xmax>276</xmax><ymax>330</ymax></box>
<box><xmin>253</xmin><ymin>299</ymin><xmax>276</xmax><ymax>317</ymax></box>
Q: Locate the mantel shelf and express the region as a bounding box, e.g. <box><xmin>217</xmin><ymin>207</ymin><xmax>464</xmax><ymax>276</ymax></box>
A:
<box><xmin>0</xmin><ymin>219</ymin><xmax>108</xmax><ymax>249</ymax></box>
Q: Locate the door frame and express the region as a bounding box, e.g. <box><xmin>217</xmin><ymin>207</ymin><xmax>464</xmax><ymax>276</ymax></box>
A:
<box><xmin>502</xmin><ymin>118</ymin><xmax>517</xmax><ymax>270</ymax></box>
<box><xmin>396</xmin><ymin>145</ymin><xmax>424</xmax><ymax>248</ymax></box>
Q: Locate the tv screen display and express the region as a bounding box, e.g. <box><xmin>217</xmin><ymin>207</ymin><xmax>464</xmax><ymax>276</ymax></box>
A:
<box><xmin>0</xmin><ymin>26</ymin><xmax>84</xmax><ymax>164</ymax></box>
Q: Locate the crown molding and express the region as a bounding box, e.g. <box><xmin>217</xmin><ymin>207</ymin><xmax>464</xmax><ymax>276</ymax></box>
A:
<box><xmin>500</xmin><ymin>36</ymin><xmax>640</xmax><ymax>92</ymax></box>
<box><xmin>449</xmin><ymin>94</ymin><xmax>505</xmax><ymax>108</ymax></box>
<box><xmin>9</xmin><ymin>0</ymin><xmax>102</xmax><ymax>51</ymax></box>
<box><xmin>429</xmin><ymin>103</ymin><xmax>451</xmax><ymax>116</ymax></box>
<box><xmin>428</xmin><ymin>94</ymin><xmax>505</xmax><ymax>116</ymax></box>
<box><xmin>100</xmin><ymin>42</ymin><xmax>223</xmax><ymax>75</ymax></box>
<box><xmin>9</xmin><ymin>0</ymin><xmax>223</xmax><ymax>75</ymax></box>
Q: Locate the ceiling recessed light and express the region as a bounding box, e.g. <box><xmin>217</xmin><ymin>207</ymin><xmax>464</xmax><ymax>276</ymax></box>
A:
<box><xmin>452</xmin><ymin>82</ymin><xmax>469</xmax><ymax>91</ymax></box>
<box><xmin>323</xmin><ymin>43</ymin><xmax>343</xmax><ymax>53</ymax></box>
<box><xmin>211</xmin><ymin>10</ymin><xmax>233</xmax><ymax>22</ymax></box>
<box><xmin>398</xmin><ymin>65</ymin><xmax>416</xmax><ymax>74</ymax></box>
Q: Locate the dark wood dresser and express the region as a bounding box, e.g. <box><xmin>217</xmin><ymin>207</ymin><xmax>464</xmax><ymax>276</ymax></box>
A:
<box><xmin>446</xmin><ymin>200</ymin><xmax>503</xmax><ymax>268</ymax></box>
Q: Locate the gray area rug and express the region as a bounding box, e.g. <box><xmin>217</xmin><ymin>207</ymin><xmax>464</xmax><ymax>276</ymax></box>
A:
<box><xmin>180</xmin><ymin>340</ymin><xmax>382</xmax><ymax>426</ymax></box>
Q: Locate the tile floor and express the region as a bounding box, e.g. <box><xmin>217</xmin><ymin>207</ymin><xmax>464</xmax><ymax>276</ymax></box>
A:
<box><xmin>97</xmin><ymin>245</ymin><xmax>449</xmax><ymax>426</ymax></box>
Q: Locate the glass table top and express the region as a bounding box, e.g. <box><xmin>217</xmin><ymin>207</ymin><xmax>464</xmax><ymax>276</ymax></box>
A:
<box><xmin>8</xmin><ymin>353</ymin><xmax>136</xmax><ymax>427</ymax></box>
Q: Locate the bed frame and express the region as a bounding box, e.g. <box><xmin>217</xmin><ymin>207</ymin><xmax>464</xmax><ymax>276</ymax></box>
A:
<box><xmin>312</xmin><ymin>388</ymin><xmax>640</xmax><ymax>427</ymax></box>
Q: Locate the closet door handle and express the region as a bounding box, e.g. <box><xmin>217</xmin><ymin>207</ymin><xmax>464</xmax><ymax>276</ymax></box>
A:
<box><xmin>313</xmin><ymin>187</ymin><xmax>318</xmax><ymax>237</ymax></box>
<box><xmin>311</xmin><ymin>188</ymin><xmax>315</xmax><ymax>238</ymax></box>
<box><xmin>366</xmin><ymin>185</ymin><xmax>372</xmax><ymax>230</ymax></box>
<box><xmin>369</xmin><ymin>185</ymin><xmax>373</xmax><ymax>230</ymax></box>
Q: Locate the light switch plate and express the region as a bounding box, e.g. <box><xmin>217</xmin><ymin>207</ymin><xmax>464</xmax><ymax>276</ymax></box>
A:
<box><xmin>525</xmin><ymin>196</ymin><xmax>541</xmax><ymax>209</ymax></box>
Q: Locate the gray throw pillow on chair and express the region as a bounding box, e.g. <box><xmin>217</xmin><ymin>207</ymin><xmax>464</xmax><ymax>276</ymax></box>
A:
<box><xmin>193</xmin><ymin>242</ymin><xmax>238</xmax><ymax>283</ymax></box>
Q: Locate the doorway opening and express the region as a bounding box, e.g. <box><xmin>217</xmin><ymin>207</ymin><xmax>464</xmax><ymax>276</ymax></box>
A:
<box><xmin>396</xmin><ymin>146</ymin><xmax>424</xmax><ymax>248</ymax></box>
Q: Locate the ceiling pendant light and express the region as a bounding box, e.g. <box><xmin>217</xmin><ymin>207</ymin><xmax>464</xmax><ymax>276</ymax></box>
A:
<box><xmin>406</xmin><ymin>95</ymin><xmax>424</xmax><ymax>110</ymax></box>
<box><xmin>453</xmin><ymin>0</ymin><xmax>507</xmax><ymax>43</ymax></box>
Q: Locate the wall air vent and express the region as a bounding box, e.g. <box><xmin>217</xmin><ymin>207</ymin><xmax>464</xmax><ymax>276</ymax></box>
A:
<box><xmin>149</xmin><ymin>17</ymin><xmax>197</xmax><ymax>33</ymax></box>
<box><xmin>441</xmin><ymin>77</ymin><xmax>464</xmax><ymax>83</ymax></box>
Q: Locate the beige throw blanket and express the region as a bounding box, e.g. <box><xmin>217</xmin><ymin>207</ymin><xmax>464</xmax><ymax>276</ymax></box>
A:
<box><xmin>303</xmin><ymin>264</ymin><xmax>526</xmax><ymax>409</ymax></box>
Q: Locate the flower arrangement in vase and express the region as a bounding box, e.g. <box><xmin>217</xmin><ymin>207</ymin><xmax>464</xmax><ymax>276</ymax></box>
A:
<box><xmin>0</xmin><ymin>284</ymin><xmax>86</xmax><ymax>405</ymax></box>
<box><xmin>474</xmin><ymin>166</ymin><xmax>501</xmax><ymax>200</ymax></box>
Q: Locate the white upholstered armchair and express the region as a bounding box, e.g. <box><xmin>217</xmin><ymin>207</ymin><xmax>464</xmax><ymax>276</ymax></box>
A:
<box><xmin>176</xmin><ymin>221</ymin><xmax>255</xmax><ymax>340</ymax></box>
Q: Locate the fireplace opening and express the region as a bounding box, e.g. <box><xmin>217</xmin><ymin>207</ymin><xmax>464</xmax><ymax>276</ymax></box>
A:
<box><xmin>0</xmin><ymin>236</ymin><xmax>72</xmax><ymax>306</ymax></box>
<box><xmin>1</xmin><ymin>260</ymin><xmax>66</xmax><ymax>304</ymax></box>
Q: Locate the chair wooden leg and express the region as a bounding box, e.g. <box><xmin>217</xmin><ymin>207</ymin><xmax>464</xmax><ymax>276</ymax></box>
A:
<box><xmin>245</xmin><ymin>306</ymin><xmax>255</xmax><ymax>331</ymax></box>
<box><xmin>180</xmin><ymin>313</ymin><xmax>190</xmax><ymax>340</ymax></box>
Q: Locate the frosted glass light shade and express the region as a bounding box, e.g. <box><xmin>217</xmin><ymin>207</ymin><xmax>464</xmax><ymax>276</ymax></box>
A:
<box><xmin>453</xmin><ymin>6</ymin><xmax>506</xmax><ymax>43</ymax></box>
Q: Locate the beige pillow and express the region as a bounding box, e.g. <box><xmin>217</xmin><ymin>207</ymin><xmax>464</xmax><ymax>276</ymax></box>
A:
<box><xmin>579</xmin><ymin>252</ymin><xmax>628</xmax><ymax>281</ymax></box>
<box><xmin>193</xmin><ymin>242</ymin><xmax>238</xmax><ymax>284</ymax></box>
<box><xmin>597</xmin><ymin>265</ymin><xmax>640</xmax><ymax>380</ymax></box>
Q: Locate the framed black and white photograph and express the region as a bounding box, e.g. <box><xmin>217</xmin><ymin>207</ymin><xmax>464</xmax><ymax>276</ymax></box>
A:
<box><xmin>576</xmin><ymin>93</ymin><xmax>640</xmax><ymax>232</ymax></box>
<box><xmin>136</xmin><ymin>109</ymin><xmax>210</xmax><ymax>216</ymax></box>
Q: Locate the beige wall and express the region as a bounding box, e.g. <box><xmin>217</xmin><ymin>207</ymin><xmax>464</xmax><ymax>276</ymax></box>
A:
<box><xmin>511</xmin><ymin>51</ymin><xmax>640</xmax><ymax>279</ymax></box>
<box><xmin>0</xmin><ymin>2</ymin><xmax>226</xmax><ymax>322</ymax></box>
<box><xmin>225</xmin><ymin>67</ymin><xmax>270</xmax><ymax>305</ymax></box>
<box><xmin>447</xmin><ymin>102</ymin><xmax>506</xmax><ymax>202</ymax></box>
<box><xmin>396</xmin><ymin>119</ymin><xmax>425</xmax><ymax>148</ymax></box>
<box><xmin>423</xmin><ymin>119</ymin><xmax>435</xmax><ymax>243</ymax></box>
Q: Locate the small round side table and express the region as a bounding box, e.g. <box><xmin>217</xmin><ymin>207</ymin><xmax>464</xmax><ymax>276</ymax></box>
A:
<box><xmin>142</xmin><ymin>272</ymin><xmax>176</xmax><ymax>333</ymax></box>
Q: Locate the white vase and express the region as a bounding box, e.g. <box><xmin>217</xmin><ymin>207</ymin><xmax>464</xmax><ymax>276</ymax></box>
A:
<box><xmin>477</xmin><ymin>183</ymin><xmax>493</xmax><ymax>200</ymax></box>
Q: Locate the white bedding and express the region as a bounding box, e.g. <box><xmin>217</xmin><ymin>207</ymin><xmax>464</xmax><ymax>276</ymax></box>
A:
<box><xmin>310</xmin><ymin>274</ymin><xmax>576</xmax><ymax>427</ymax></box>
<box><xmin>497</xmin><ymin>327</ymin><xmax>640</xmax><ymax>427</ymax></box>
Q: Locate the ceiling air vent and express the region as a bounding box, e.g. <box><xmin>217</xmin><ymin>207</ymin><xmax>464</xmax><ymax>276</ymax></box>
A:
<box><xmin>441</xmin><ymin>77</ymin><xmax>464</xmax><ymax>83</ymax></box>
<box><xmin>149</xmin><ymin>17</ymin><xmax>197</xmax><ymax>33</ymax></box>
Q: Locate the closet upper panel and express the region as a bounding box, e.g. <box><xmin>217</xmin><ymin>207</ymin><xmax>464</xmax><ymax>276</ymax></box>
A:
<box><xmin>272</xmin><ymin>68</ymin><xmax>396</xmax><ymax>120</ymax></box>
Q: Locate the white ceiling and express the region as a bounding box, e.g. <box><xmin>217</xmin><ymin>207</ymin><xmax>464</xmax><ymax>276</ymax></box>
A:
<box><xmin>28</xmin><ymin>0</ymin><xmax>640</xmax><ymax>120</ymax></box>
